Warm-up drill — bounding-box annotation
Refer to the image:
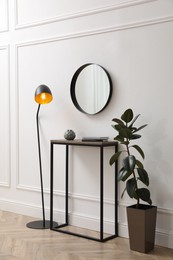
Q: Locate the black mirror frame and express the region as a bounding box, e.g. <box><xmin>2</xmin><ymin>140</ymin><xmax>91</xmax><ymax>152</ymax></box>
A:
<box><xmin>70</xmin><ymin>63</ymin><xmax>113</xmax><ymax>115</ymax></box>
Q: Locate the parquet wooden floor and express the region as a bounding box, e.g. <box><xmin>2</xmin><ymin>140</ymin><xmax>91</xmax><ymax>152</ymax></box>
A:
<box><xmin>0</xmin><ymin>210</ymin><xmax>173</xmax><ymax>259</ymax></box>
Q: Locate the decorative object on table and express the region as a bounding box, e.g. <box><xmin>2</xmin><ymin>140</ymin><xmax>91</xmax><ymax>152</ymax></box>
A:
<box><xmin>64</xmin><ymin>129</ymin><xmax>76</xmax><ymax>140</ymax></box>
<box><xmin>26</xmin><ymin>84</ymin><xmax>57</xmax><ymax>230</ymax></box>
<box><xmin>70</xmin><ymin>63</ymin><xmax>112</xmax><ymax>115</ymax></box>
<box><xmin>82</xmin><ymin>137</ymin><xmax>109</xmax><ymax>142</ymax></box>
<box><xmin>109</xmin><ymin>108</ymin><xmax>157</xmax><ymax>253</ymax></box>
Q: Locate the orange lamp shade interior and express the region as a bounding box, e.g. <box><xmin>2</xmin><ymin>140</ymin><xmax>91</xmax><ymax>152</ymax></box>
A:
<box><xmin>35</xmin><ymin>92</ymin><xmax>53</xmax><ymax>104</ymax></box>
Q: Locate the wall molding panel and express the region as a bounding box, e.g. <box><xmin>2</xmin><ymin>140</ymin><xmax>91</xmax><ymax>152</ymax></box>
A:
<box><xmin>15</xmin><ymin>45</ymin><xmax>21</xmax><ymax>191</ymax></box>
<box><xmin>0</xmin><ymin>45</ymin><xmax>10</xmax><ymax>188</ymax></box>
<box><xmin>14</xmin><ymin>14</ymin><xmax>173</xmax><ymax>49</ymax></box>
<box><xmin>0</xmin><ymin>0</ymin><xmax>9</xmax><ymax>32</ymax></box>
<box><xmin>15</xmin><ymin>0</ymin><xmax>157</xmax><ymax>29</ymax></box>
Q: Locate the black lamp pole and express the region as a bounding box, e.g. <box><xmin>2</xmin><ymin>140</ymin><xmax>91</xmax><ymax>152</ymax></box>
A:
<box><xmin>26</xmin><ymin>104</ymin><xmax>49</xmax><ymax>229</ymax></box>
<box><xmin>26</xmin><ymin>85</ymin><xmax>58</xmax><ymax>229</ymax></box>
<box><xmin>36</xmin><ymin>104</ymin><xmax>46</xmax><ymax>227</ymax></box>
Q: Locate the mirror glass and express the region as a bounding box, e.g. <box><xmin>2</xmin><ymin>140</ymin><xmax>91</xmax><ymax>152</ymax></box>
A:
<box><xmin>70</xmin><ymin>63</ymin><xmax>112</xmax><ymax>115</ymax></box>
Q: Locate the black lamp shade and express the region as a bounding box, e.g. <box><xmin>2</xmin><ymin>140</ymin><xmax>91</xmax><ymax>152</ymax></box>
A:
<box><xmin>35</xmin><ymin>84</ymin><xmax>53</xmax><ymax>104</ymax></box>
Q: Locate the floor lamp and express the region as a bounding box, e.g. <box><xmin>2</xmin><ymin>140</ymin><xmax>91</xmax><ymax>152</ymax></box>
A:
<box><xmin>27</xmin><ymin>84</ymin><xmax>56</xmax><ymax>229</ymax></box>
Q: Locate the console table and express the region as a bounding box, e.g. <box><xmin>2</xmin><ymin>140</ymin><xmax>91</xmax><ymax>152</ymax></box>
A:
<box><xmin>50</xmin><ymin>139</ymin><xmax>118</xmax><ymax>242</ymax></box>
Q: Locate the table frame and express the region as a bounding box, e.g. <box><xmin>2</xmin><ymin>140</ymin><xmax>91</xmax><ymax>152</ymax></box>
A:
<box><xmin>50</xmin><ymin>139</ymin><xmax>118</xmax><ymax>242</ymax></box>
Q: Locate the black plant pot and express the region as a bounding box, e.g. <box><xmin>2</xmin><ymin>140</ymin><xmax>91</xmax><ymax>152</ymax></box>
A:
<box><xmin>127</xmin><ymin>204</ymin><xmax>157</xmax><ymax>253</ymax></box>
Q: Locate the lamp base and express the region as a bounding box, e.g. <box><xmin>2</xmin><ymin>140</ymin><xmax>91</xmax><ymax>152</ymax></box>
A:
<box><xmin>26</xmin><ymin>220</ymin><xmax>58</xmax><ymax>229</ymax></box>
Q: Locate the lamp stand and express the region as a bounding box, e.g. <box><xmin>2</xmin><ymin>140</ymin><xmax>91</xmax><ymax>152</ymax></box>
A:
<box><xmin>27</xmin><ymin>104</ymin><xmax>57</xmax><ymax>229</ymax></box>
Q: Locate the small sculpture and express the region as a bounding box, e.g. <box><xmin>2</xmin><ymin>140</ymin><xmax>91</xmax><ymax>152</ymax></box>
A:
<box><xmin>64</xmin><ymin>129</ymin><xmax>76</xmax><ymax>140</ymax></box>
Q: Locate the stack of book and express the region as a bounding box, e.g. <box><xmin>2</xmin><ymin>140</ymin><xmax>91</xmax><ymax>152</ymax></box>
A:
<box><xmin>82</xmin><ymin>137</ymin><xmax>109</xmax><ymax>142</ymax></box>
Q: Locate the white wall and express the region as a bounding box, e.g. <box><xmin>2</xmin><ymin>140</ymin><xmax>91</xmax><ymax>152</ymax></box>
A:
<box><xmin>0</xmin><ymin>0</ymin><xmax>173</xmax><ymax>249</ymax></box>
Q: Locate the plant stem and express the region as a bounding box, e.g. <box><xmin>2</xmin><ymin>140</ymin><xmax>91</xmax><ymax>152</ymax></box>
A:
<box><xmin>126</xmin><ymin>142</ymin><xmax>140</xmax><ymax>207</ymax></box>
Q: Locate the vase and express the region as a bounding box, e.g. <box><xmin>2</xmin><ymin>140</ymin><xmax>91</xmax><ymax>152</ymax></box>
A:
<box><xmin>127</xmin><ymin>204</ymin><xmax>157</xmax><ymax>253</ymax></box>
<box><xmin>64</xmin><ymin>129</ymin><xmax>76</xmax><ymax>140</ymax></box>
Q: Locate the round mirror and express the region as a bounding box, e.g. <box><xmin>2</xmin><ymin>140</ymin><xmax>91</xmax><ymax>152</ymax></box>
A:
<box><xmin>70</xmin><ymin>63</ymin><xmax>112</xmax><ymax>115</ymax></box>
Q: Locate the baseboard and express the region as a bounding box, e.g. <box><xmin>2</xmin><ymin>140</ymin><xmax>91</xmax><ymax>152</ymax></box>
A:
<box><xmin>155</xmin><ymin>229</ymin><xmax>173</xmax><ymax>249</ymax></box>
<box><xmin>0</xmin><ymin>199</ymin><xmax>172</xmax><ymax>249</ymax></box>
<box><xmin>0</xmin><ymin>198</ymin><xmax>116</xmax><ymax>235</ymax></box>
<box><xmin>0</xmin><ymin>199</ymin><xmax>43</xmax><ymax>219</ymax></box>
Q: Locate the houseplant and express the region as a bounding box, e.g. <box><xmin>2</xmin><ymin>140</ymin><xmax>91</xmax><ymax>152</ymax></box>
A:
<box><xmin>109</xmin><ymin>108</ymin><xmax>157</xmax><ymax>253</ymax></box>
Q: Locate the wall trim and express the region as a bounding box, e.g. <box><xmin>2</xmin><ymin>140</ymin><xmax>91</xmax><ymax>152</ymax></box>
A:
<box><xmin>17</xmin><ymin>184</ymin><xmax>43</xmax><ymax>193</ymax></box>
<box><xmin>0</xmin><ymin>182</ymin><xmax>10</xmax><ymax>187</ymax></box>
<box><xmin>0</xmin><ymin>198</ymin><xmax>44</xmax><ymax>219</ymax></box>
<box><xmin>0</xmin><ymin>198</ymin><xmax>173</xmax><ymax>248</ymax></box>
<box><xmin>0</xmin><ymin>0</ymin><xmax>9</xmax><ymax>33</ymax></box>
<box><xmin>15</xmin><ymin>14</ymin><xmax>173</xmax><ymax>50</ymax></box>
<box><xmin>16</xmin><ymin>182</ymin><xmax>173</xmax><ymax>218</ymax></box>
<box><xmin>15</xmin><ymin>0</ymin><xmax>157</xmax><ymax>30</ymax></box>
<box><xmin>17</xmin><ymin>184</ymin><xmax>115</xmax><ymax>205</ymax></box>
<box><xmin>0</xmin><ymin>45</ymin><xmax>11</xmax><ymax>188</ymax></box>
<box><xmin>0</xmin><ymin>28</ymin><xmax>9</xmax><ymax>33</ymax></box>
<box><xmin>0</xmin><ymin>198</ymin><xmax>115</xmax><ymax>234</ymax></box>
<box><xmin>15</xmin><ymin>44</ymin><xmax>20</xmax><ymax>189</ymax></box>
<box><xmin>17</xmin><ymin>184</ymin><xmax>173</xmax><ymax>225</ymax></box>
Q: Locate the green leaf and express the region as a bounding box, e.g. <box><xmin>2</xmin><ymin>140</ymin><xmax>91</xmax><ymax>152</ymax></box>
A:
<box><xmin>123</xmin><ymin>155</ymin><xmax>136</xmax><ymax>172</ymax></box>
<box><xmin>109</xmin><ymin>151</ymin><xmax>122</xmax><ymax>166</ymax></box>
<box><xmin>133</xmin><ymin>124</ymin><xmax>148</xmax><ymax>133</ymax></box>
<box><xmin>136</xmin><ymin>160</ymin><xmax>144</xmax><ymax>169</ymax></box>
<box><xmin>114</xmin><ymin>135</ymin><xmax>124</xmax><ymax>142</ymax></box>
<box><xmin>118</xmin><ymin>167</ymin><xmax>132</xmax><ymax>181</ymax></box>
<box><xmin>122</xmin><ymin>171</ymin><xmax>132</xmax><ymax>181</ymax></box>
<box><xmin>112</xmin><ymin>118</ymin><xmax>125</xmax><ymax>126</ymax></box>
<box><xmin>111</xmin><ymin>125</ymin><xmax>117</xmax><ymax>131</ymax></box>
<box><xmin>121</xmin><ymin>187</ymin><xmax>127</xmax><ymax>198</ymax></box>
<box><xmin>121</xmin><ymin>109</ymin><xmax>133</xmax><ymax>123</ymax></box>
<box><xmin>113</xmin><ymin>124</ymin><xmax>124</xmax><ymax>131</ymax></box>
<box><xmin>133</xmin><ymin>190</ymin><xmax>139</xmax><ymax>200</ymax></box>
<box><xmin>137</xmin><ymin>168</ymin><xmax>149</xmax><ymax>186</ymax></box>
<box><xmin>128</xmin><ymin>114</ymin><xmax>140</xmax><ymax>128</ymax></box>
<box><xmin>130</xmin><ymin>134</ymin><xmax>141</xmax><ymax>140</ymax></box>
<box><xmin>126</xmin><ymin>178</ymin><xmax>136</xmax><ymax>198</ymax></box>
<box><xmin>136</xmin><ymin>188</ymin><xmax>151</xmax><ymax>203</ymax></box>
<box><xmin>132</xmin><ymin>145</ymin><xmax>145</xmax><ymax>159</ymax></box>
<box><xmin>119</xmin><ymin>128</ymin><xmax>132</xmax><ymax>139</ymax></box>
<box><xmin>118</xmin><ymin>168</ymin><xmax>127</xmax><ymax>181</ymax></box>
<box><xmin>147</xmin><ymin>198</ymin><xmax>152</xmax><ymax>205</ymax></box>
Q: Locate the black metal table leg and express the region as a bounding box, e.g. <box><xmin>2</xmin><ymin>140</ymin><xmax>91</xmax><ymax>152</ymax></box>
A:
<box><xmin>50</xmin><ymin>142</ymin><xmax>54</xmax><ymax>229</ymax></box>
<box><xmin>115</xmin><ymin>145</ymin><xmax>118</xmax><ymax>236</ymax></box>
<box><xmin>100</xmin><ymin>146</ymin><xmax>104</xmax><ymax>241</ymax></box>
<box><xmin>65</xmin><ymin>145</ymin><xmax>69</xmax><ymax>224</ymax></box>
